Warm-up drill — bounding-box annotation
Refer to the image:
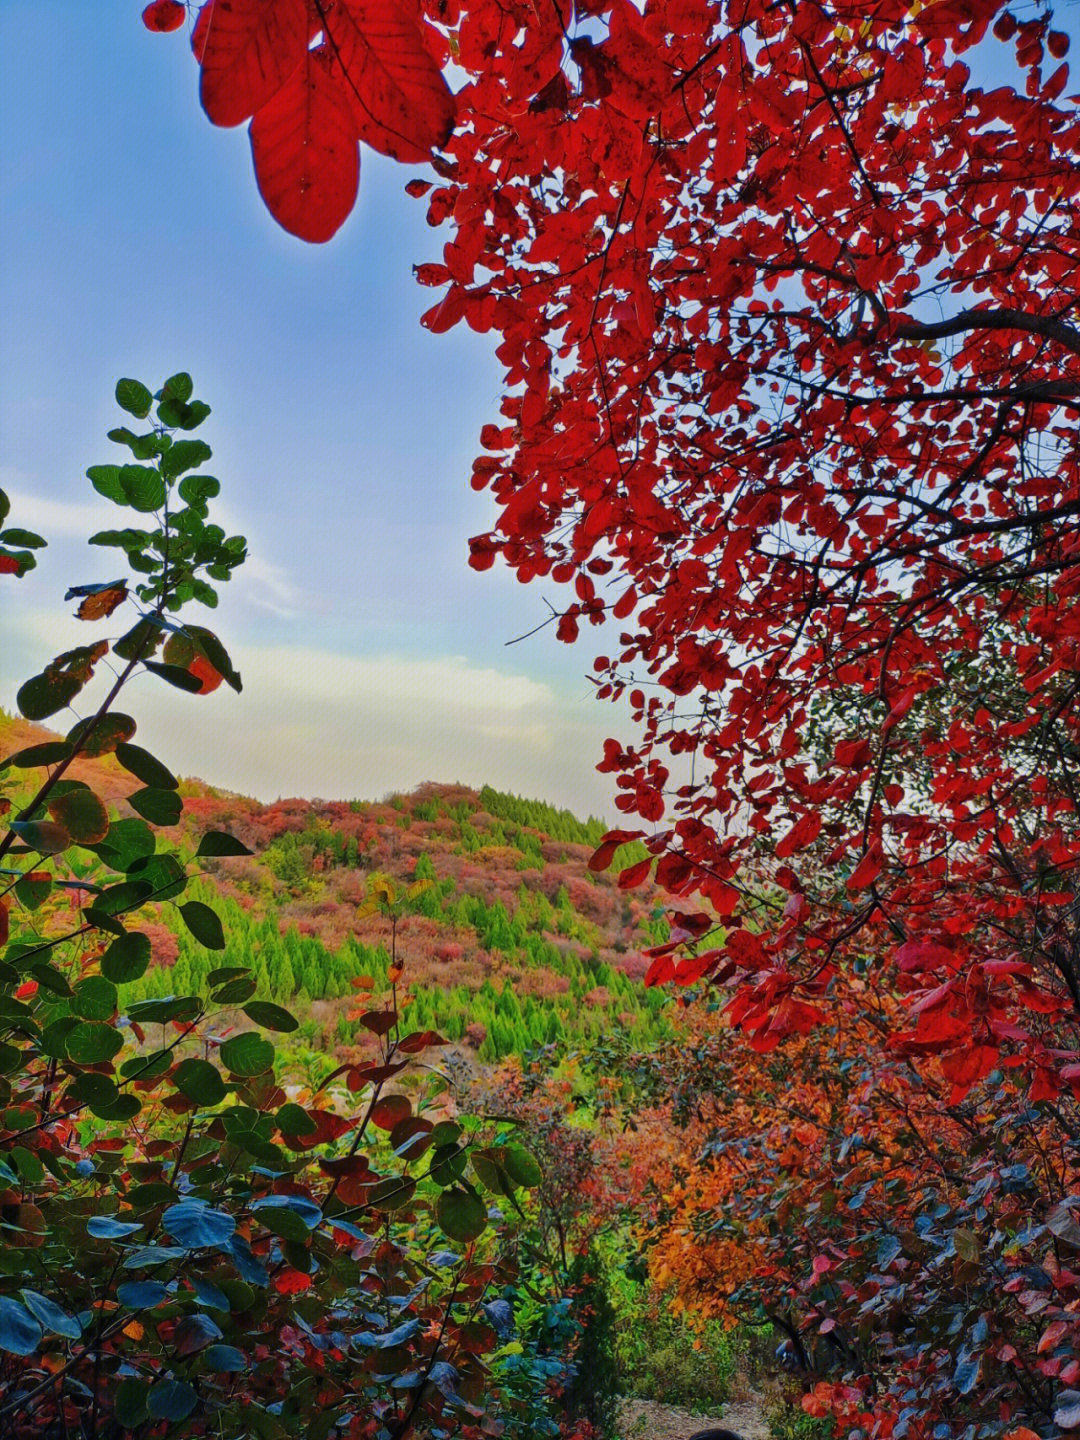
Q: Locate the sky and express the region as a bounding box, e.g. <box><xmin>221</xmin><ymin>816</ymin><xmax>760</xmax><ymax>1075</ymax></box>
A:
<box><xmin>0</xmin><ymin>3</ymin><xmax>627</xmax><ymax>819</ymax></box>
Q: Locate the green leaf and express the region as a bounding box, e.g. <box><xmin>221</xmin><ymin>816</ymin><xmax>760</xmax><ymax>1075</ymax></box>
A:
<box><xmin>116</xmin><ymin>378</ymin><xmax>153</xmax><ymax>418</ymax></box>
<box><xmin>86</xmin><ymin>464</ymin><xmax>125</xmax><ymax>502</ymax></box>
<box><xmin>219</xmin><ymin>1032</ymin><xmax>274</xmax><ymax>1077</ymax></box>
<box><xmin>179</xmin><ymin>901</ymin><xmax>225</xmax><ymax>949</ymax></box>
<box><xmin>178</xmin><ymin>400</ymin><xmax>211</xmax><ymax>429</ymax></box>
<box><xmin>0</xmin><ymin>489</ymin><xmax>8</xmax><ymax>525</ymax></box>
<box><xmin>253</xmin><ymin>1205</ymin><xmax>310</xmax><ymax>1242</ymax></box>
<box><xmin>116</xmin><ymin>742</ymin><xmax>178</xmax><ymax>791</ymax></box>
<box><xmin>15</xmin><ymin>871</ymin><xmax>52</xmax><ymax>911</ymax></box>
<box><xmin>162</xmin><ymin>440</ymin><xmax>212</xmax><ymax>480</ymax></box>
<box><xmin>178</xmin><ymin>473</ymin><xmax>221</xmax><ymax>506</ymax></box>
<box><xmin>65</xmin><ymin>1022</ymin><xmax>124</xmax><ymax>1065</ymax></box>
<box><xmin>19</xmin><ymin>1290</ymin><xmax>81</xmax><ymax>1341</ymax></box>
<box><xmin>69</xmin><ymin>1071</ymin><xmax>121</xmax><ymax>1109</ymax></box>
<box><xmin>0</xmin><ymin>1298</ymin><xmax>43</xmax><ymax>1356</ymax></box>
<box><xmin>127</xmin><ymin>995</ymin><xmax>201</xmax><ymax>1025</ymax></box>
<box><xmin>196</xmin><ymin>831</ymin><xmax>252</xmax><ymax>857</ymax></box>
<box><xmin>111</xmin><ymin>617</ymin><xmax>162</xmax><ymax>661</ymax></box>
<box><xmin>147</xmin><ymin>1381</ymin><xmax>198</xmax><ymax>1423</ymax></box>
<box><xmin>369</xmin><ymin>1177</ymin><xmax>417</xmax><ymax>1212</ymax></box>
<box><xmin>436</xmin><ymin>1188</ymin><xmax>488</xmax><ymax>1242</ymax></box>
<box><xmin>142</xmin><ymin>660</ymin><xmax>203</xmax><ymax>692</ymax></box>
<box><xmin>186</xmin><ymin>627</ymin><xmax>241</xmax><ymax>693</ymax></box>
<box><xmin>115</xmin><ymin>1379</ymin><xmax>150</xmax><ymax>1429</ymax></box>
<box><xmin>48</xmin><ymin>788</ymin><xmax>109</xmax><ymax>844</ymax></box>
<box><xmin>204</xmin><ymin>1344</ymin><xmax>245</xmax><ymax>1371</ymax></box>
<box><xmin>0</xmin><ymin>528</ymin><xmax>46</xmax><ymax>548</ymax></box>
<box><xmin>502</xmin><ymin>1148</ymin><xmax>541</xmax><ymax>1190</ymax></box>
<box><xmin>100</xmin><ymin>930</ymin><xmax>151</xmax><ymax>986</ymax></box>
<box><xmin>9</xmin><ymin>819</ymin><xmax>71</xmax><ymax>855</ymax></box>
<box><xmin>161</xmin><ymin>372</ymin><xmax>194</xmax><ymax>404</ymax></box>
<box><xmin>1</xmin><ymin>741</ymin><xmax>73</xmax><ymax>770</ymax></box>
<box><xmin>120</xmin><ymin>465</ymin><xmax>167</xmax><ymax>513</ymax></box>
<box><xmin>93</xmin><ymin>878</ymin><xmax>155</xmax><ymax>915</ymax></box>
<box><xmin>161</xmin><ymin>1202</ymin><xmax>235</xmax><ymax>1249</ymax></box>
<box><xmin>242</xmin><ymin>1001</ymin><xmax>298</xmax><ymax>1033</ymax></box>
<box><xmin>92</xmin><ymin>817</ymin><xmax>156</xmax><ymax>871</ymax></box>
<box><xmin>72</xmin><ymin>976</ymin><xmax>119</xmax><ymax>1021</ymax></box>
<box><xmin>16</xmin><ymin>671</ymin><xmax>82</xmax><ymax>721</ymax></box>
<box><xmin>173</xmin><ymin>1058</ymin><xmax>227</xmax><ymax>1107</ymax></box>
<box><xmin>82</xmin><ymin>906</ymin><xmax>127</xmax><ymax>937</ymax></box>
<box><xmin>128</xmin><ymin>787</ymin><xmax>183</xmax><ymax>827</ymax></box>
<box><xmin>126</xmin><ymin>853</ymin><xmax>186</xmax><ymax>899</ymax></box>
<box><xmin>67</xmin><ymin>713</ymin><xmax>136</xmax><ymax>757</ymax></box>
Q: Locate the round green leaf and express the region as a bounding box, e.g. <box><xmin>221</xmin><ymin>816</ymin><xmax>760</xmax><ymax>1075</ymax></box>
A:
<box><xmin>65</xmin><ymin>1022</ymin><xmax>124</xmax><ymax>1065</ymax></box>
<box><xmin>115</xmin><ymin>1379</ymin><xmax>149</xmax><ymax>1429</ymax></box>
<box><xmin>87</xmin><ymin>464</ymin><xmax>125</xmax><ymax>502</ymax></box>
<box><xmin>72</xmin><ymin>976</ymin><xmax>119</xmax><ymax>1021</ymax></box>
<box><xmin>0</xmin><ymin>1298</ymin><xmax>42</xmax><ymax>1355</ymax></box>
<box><xmin>241</xmin><ymin>1001</ymin><xmax>298</xmax><ymax>1033</ymax></box>
<box><xmin>369</xmin><ymin>1176</ymin><xmax>417</xmax><ymax>1213</ymax></box>
<box><xmin>162</xmin><ymin>439</ymin><xmax>212</xmax><ymax>480</ymax></box>
<box><xmin>436</xmin><ymin>1188</ymin><xmax>488</xmax><ymax>1243</ymax></box>
<box><xmin>67</xmin><ymin>713</ymin><xmax>136</xmax><ymax>757</ymax></box>
<box><xmin>161</xmin><ymin>1202</ymin><xmax>235</xmax><ymax>1249</ymax></box>
<box><xmin>19</xmin><ymin>1290</ymin><xmax>81</xmax><ymax>1340</ymax></box>
<box><xmin>92</xmin><ymin>817</ymin><xmax>155</xmax><ymax>870</ymax></box>
<box><xmin>1</xmin><ymin>741</ymin><xmax>73</xmax><ymax>769</ymax></box>
<box><xmin>179</xmin><ymin>901</ymin><xmax>225</xmax><ymax>949</ymax></box>
<box><xmin>116</xmin><ymin>378</ymin><xmax>153</xmax><ymax>418</ymax></box>
<box><xmin>101</xmin><ymin>931</ymin><xmax>152</xmax><ymax>984</ymax></box>
<box><xmin>69</xmin><ymin>1071</ymin><xmax>120</xmax><ymax>1110</ymax></box>
<box><xmin>219</xmin><ymin>1032</ymin><xmax>274</xmax><ymax>1077</ymax></box>
<box><xmin>48</xmin><ymin>788</ymin><xmax>109</xmax><ymax>844</ymax></box>
<box><xmin>16</xmin><ymin>671</ymin><xmax>82</xmax><ymax>721</ymax></box>
<box><xmin>115</xmin><ymin>741</ymin><xmax>178</xmax><ymax>790</ymax></box>
<box><xmin>502</xmin><ymin>1143</ymin><xmax>543</xmax><ymax>1189</ymax></box>
<box><xmin>173</xmin><ymin>1058</ymin><xmax>227</xmax><ymax>1107</ymax></box>
<box><xmin>147</xmin><ymin>1381</ymin><xmax>198</xmax><ymax>1422</ymax></box>
<box><xmin>128</xmin><ymin>786</ymin><xmax>183</xmax><ymax>827</ymax></box>
<box><xmin>126</xmin><ymin>853</ymin><xmax>186</xmax><ymax>899</ymax></box>
<box><xmin>161</xmin><ymin>372</ymin><xmax>194</xmax><ymax>404</ymax></box>
<box><xmin>119</xmin><ymin>465</ymin><xmax>166</xmax><ymax>513</ymax></box>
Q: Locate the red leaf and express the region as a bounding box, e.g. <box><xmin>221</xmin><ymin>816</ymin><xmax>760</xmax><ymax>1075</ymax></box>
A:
<box><xmin>274</xmin><ymin>1268</ymin><xmax>312</xmax><ymax>1295</ymax></box>
<box><xmin>775</xmin><ymin>812</ymin><xmax>821</xmax><ymax>859</ymax></box>
<box><xmin>369</xmin><ymin>1093</ymin><xmax>411</xmax><ymax>1130</ymax></box>
<box><xmin>323</xmin><ymin>0</ymin><xmax>456</xmax><ymax>163</ymax></box>
<box><xmin>188</xmin><ymin>655</ymin><xmax>223</xmax><ymax>694</ymax></box>
<box><xmin>249</xmin><ymin>47</ymin><xmax>361</xmax><ymax>243</ymax></box>
<box><xmin>588</xmin><ymin>829</ymin><xmax>645</xmax><ymax>872</ymax></box>
<box><xmin>199</xmin><ymin>0</ymin><xmax>309</xmax><ymax>127</ymax></box>
<box><xmin>0</xmin><ymin>555</ymin><xmax>21</xmax><ymax>575</ymax></box>
<box><xmin>396</xmin><ymin>1029</ymin><xmax>447</xmax><ymax>1052</ymax></box>
<box><xmin>846</xmin><ymin>843</ymin><xmax>883</xmax><ymax>892</ymax></box>
<box><xmin>143</xmin><ymin>0</ymin><xmax>186</xmax><ymax>33</ymax></box>
<box><xmin>617</xmin><ymin>857</ymin><xmax>652</xmax><ymax>890</ymax></box>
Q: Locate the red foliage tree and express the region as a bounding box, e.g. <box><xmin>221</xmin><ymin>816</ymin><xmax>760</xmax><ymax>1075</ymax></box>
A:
<box><xmin>148</xmin><ymin>4</ymin><xmax>1080</xmax><ymax>1433</ymax></box>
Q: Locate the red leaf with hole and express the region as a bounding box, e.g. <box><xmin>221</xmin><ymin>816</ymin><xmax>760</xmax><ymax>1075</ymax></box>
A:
<box><xmin>249</xmin><ymin>46</ymin><xmax>361</xmax><ymax>243</ymax></box>
<box><xmin>198</xmin><ymin>0</ymin><xmax>309</xmax><ymax>127</ymax></box>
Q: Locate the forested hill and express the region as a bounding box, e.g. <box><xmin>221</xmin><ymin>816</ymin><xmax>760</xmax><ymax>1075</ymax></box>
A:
<box><xmin>1</xmin><ymin>711</ymin><xmax>672</xmax><ymax>1068</ymax></box>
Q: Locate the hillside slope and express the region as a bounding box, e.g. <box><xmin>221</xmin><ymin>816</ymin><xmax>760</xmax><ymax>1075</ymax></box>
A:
<box><xmin>1</xmin><ymin>712</ymin><xmax>672</xmax><ymax>1066</ymax></box>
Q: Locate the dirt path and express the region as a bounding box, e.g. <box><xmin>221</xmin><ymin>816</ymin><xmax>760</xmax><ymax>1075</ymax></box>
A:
<box><xmin>618</xmin><ymin>1395</ymin><xmax>771</xmax><ymax>1440</ymax></box>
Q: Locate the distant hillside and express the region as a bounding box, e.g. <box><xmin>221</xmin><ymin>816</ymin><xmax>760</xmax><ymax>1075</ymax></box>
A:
<box><xmin>0</xmin><ymin>712</ymin><xmax>673</xmax><ymax>1068</ymax></box>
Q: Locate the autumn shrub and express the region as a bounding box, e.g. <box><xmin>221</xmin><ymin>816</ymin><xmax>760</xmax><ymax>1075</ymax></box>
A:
<box><xmin>0</xmin><ymin>377</ymin><xmax>552</xmax><ymax>1439</ymax></box>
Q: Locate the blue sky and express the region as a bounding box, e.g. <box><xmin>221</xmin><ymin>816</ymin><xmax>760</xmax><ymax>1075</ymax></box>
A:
<box><xmin>0</xmin><ymin>3</ymin><xmax>625</xmax><ymax>817</ymax></box>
